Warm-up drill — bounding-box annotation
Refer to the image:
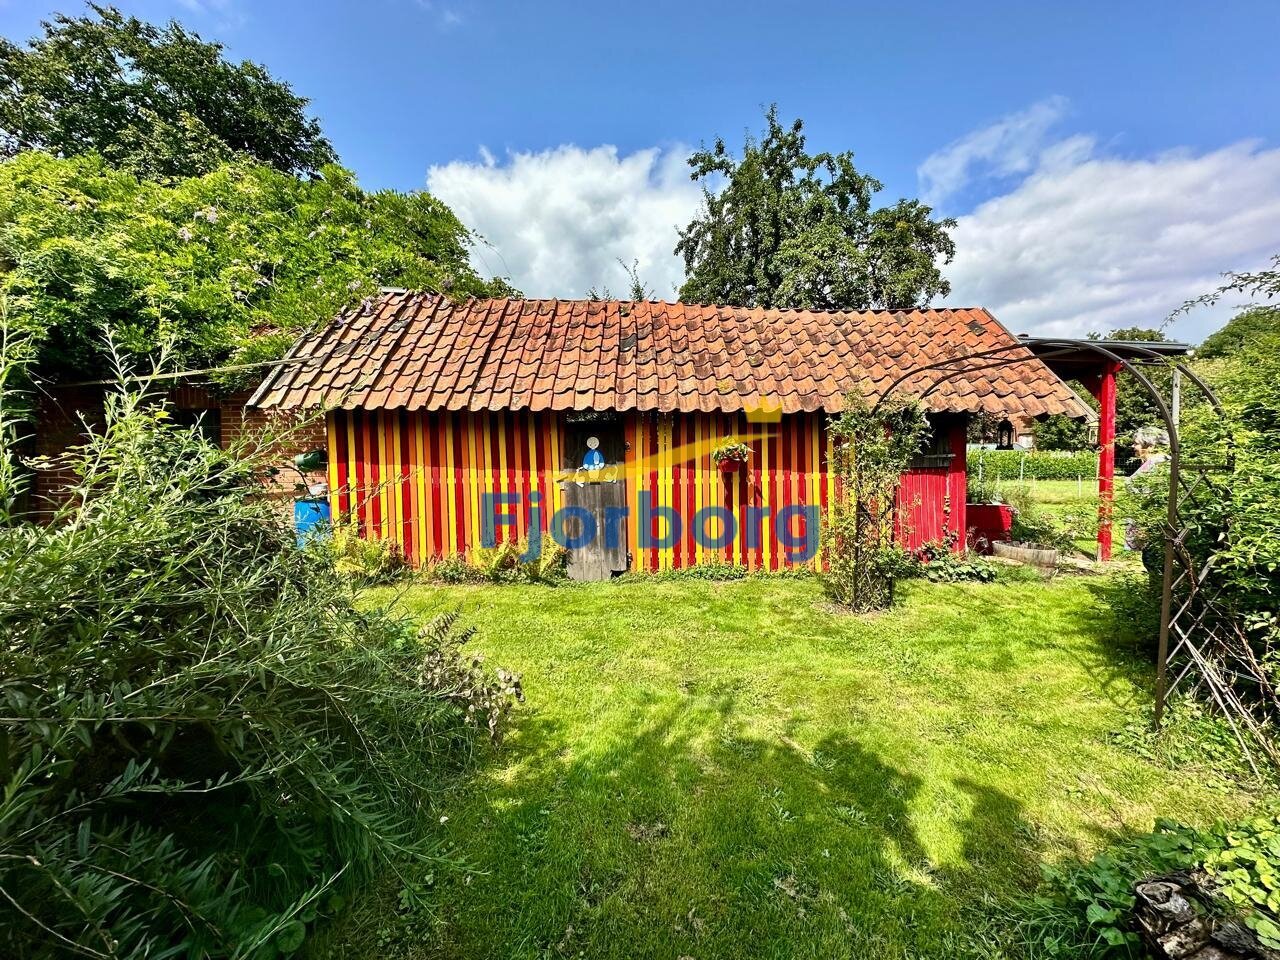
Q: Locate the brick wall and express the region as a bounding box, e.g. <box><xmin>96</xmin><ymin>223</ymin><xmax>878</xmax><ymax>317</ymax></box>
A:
<box><xmin>28</xmin><ymin>381</ymin><xmax>324</xmax><ymax>522</ymax></box>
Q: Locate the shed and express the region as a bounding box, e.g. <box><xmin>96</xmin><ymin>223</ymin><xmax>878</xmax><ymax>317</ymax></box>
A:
<box><xmin>250</xmin><ymin>292</ymin><xmax>1089</xmax><ymax>577</ymax></box>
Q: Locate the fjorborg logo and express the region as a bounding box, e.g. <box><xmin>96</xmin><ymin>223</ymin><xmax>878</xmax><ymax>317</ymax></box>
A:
<box><xmin>482</xmin><ymin>489</ymin><xmax>820</xmax><ymax>563</ymax></box>
<box><xmin>480</xmin><ymin>399</ymin><xmax>820</xmax><ymax>563</ymax></box>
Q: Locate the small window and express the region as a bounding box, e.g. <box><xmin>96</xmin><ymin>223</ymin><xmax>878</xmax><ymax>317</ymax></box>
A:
<box><xmin>910</xmin><ymin>421</ymin><xmax>954</xmax><ymax>469</ymax></box>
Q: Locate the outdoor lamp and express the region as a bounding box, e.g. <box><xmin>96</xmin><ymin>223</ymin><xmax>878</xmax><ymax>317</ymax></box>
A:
<box><xmin>996</xmin><ymin>419</ymin><xmax>1014</xmax><ymax>450</ymax></box>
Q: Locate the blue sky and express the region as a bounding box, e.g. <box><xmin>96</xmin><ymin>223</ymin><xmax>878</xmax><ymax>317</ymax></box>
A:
<box><xmin>3</xmin><ymin>0</ymin><xmax>1279</xmax><ymax>340</ymax></box>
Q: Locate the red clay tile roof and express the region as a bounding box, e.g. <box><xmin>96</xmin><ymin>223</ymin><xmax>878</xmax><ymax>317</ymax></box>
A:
<box><xmin>249</xmin><ymin>292</ymin><xmax>1090</xmax><ymax>418</ymax></box>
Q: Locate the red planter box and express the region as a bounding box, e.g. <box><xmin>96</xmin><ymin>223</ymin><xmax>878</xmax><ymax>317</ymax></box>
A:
<box><xmin>717</xmin><ymin>459</ymin><xmax>745</xmax><ymax>474</ymax></box>
<box><xmin>967</xmin><ymin>503</ymin><xmax>1014</xmax><ymax>554</ymax></box>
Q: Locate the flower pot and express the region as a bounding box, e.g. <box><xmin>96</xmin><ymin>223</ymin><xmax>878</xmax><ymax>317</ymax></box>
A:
<box><xmin>717</xmin><ymin>459</ymin><xmax>744</xmax><ymax>474</ymax></box>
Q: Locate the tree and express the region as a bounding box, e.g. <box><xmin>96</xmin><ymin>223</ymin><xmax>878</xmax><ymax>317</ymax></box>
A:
<box><xmin>0</xmin><ymin>4</ymin><xmax>335</xmax><ymax>179</ymax></box>
<box><xmin>676</xmin><ymin>107</ymin><xmax>956</xmax><ymax>311</ymax></box>
<box><xmin>1033</xmin><ymin>413</ymin><xmax>1093</xmax><ymax>451</ymax></box>
<box><xmin>0</xmin><ymin>152</ymin><xmax>514</xmax><ymax>383</ymax></box>
<box><xmin>1199</xmin><ymin>306</ymin><xmax>1280</xmax><ymax>358</ymax></box>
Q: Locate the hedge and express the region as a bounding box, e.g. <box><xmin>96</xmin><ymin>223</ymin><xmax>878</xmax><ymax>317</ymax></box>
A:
<box><xmin>969</xmin><ymin>449</ymin><xmax>1098</xmax><ymax>481</ymax></box>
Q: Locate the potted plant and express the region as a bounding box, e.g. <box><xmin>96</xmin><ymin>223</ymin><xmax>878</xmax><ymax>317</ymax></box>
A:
<box><xmin>712</xmin><ymin>439</ymin><xmax>752</xmax><ymax>473</ymax></box>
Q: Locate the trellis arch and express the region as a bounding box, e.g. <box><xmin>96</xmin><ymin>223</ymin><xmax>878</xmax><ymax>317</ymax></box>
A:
<box><xmin>874</xmin><ymin>339</ymin><xmax>1276</xmax><ymax>771</ymax></box>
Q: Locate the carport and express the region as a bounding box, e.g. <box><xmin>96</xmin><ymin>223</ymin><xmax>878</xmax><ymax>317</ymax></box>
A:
<box><xmin>1020</xmin><ymin>336</ymin><xmax>1191</xmax><ymax>561</ymax></box>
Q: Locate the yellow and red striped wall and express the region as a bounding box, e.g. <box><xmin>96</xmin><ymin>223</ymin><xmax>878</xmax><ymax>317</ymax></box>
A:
<box><xmin>325</xmin><ymin>410</ymin><xmax>967</xmax><ymax>572</ymax></box>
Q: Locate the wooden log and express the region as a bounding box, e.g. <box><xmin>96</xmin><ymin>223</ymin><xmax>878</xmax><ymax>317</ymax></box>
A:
<box><xmin>991</xmin><ymin>541</ymin><xmax>1059</xmax><ymax>568</ymax></box>
<box><xmin>1133</xmin><ymin>872</ymin><xmax>1280</xmax><ymax>960</ymax></box>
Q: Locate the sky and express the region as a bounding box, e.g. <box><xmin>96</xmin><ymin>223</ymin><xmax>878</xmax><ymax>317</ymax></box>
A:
<box><xmin>3</xmin><ymin>1</ymin><xmax>1279</xmax><ymax>342</ymax></box>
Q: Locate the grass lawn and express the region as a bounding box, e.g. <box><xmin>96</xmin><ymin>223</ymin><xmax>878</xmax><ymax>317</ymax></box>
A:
<box><xmin>1018</xmin><ymin>477</ymin><xmax>1098</xmax><ymax>506</ymax></box>
<box><xmin>322</xmin><ymin>573</ymin><xmax>1258</xmax><ymax>960</ymax></box>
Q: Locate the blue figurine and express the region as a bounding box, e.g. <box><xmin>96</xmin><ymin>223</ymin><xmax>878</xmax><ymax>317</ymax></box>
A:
<box><xmin>582</xmin><ymin>435</ymin><xmax>605</xmax><ymax>471</ymax></box>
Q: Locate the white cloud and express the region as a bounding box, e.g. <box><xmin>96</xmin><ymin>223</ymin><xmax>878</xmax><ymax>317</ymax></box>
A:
<box><xmin>427</xmin><ymin>144</ymin><xmax>702</xmax><ymax>299</ymax></box>
<box><xmin>425</xmin><ymin>120</ymin><xmax>1280</xmax><ymax>345</ymax></box>
<box><xmin>945</xmin><ymin>138</ymin><xmax>1280</xmax><ymax>342</ymax></box>
<box><xmin>918</xmin><ymin>96</ymin><xmax>1069</xmax><ymax>205</ymax></box>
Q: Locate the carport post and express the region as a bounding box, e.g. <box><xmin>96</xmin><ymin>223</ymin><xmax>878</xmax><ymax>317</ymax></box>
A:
<box><xmin>1095</xmin><ymin>360</ymin><xmax>1120</xmax><ymax>561</ymax></box>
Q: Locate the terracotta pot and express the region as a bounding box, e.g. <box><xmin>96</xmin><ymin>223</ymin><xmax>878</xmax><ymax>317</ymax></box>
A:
<box><xmin>717</xmin><ymin>458</ymin><xmax>744</xmax><ymax>474</ymax></box>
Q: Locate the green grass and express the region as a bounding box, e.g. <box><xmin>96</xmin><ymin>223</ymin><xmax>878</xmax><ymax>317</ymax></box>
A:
<box><xmin>1018</xmin><ymin>477</ymin><xmax>1098</xmax><ymax>506</ymax></box>
<box><xmin>321</xmin><ymin>574</ymin><xmax>1257</xmax><ymax>960</ymax></box>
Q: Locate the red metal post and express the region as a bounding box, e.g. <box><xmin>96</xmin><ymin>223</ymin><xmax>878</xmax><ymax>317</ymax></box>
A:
<box><xmin>1096</xmin><ymin>360</ymin><xmax>1119</xmax><ymax>561</ymax></box>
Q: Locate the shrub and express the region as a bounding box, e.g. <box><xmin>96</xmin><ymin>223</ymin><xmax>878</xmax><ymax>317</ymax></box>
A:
<box><xmin>999</xmin><ymin>483</ymin><xmax>1085</xmax><ymax>552</ymax></box>
<box><xmin>0</xmin><ymin>386</ymin><xmax>521</xmax><ymax>958</ymax></box>
<box><xmin>822</xmin><ymin>394</ymin><xmax>930</xmax><ymax>611</ymax></box>
<box><xmin>329</xmin><ymin>521</ymin><xmax>410</xmax><ymax>583</ymax></box>
<box><xmin>1028</xmin><ymin>814</ymin><xmax>1280</xmax><ymax>956</ymax></box>
<box><xmin>422</xmin><ymin>540</ymin><xmax>568</xmax><ymax>586</ymax></box>
<box><xmin>971</xmin><ymin>449</ymin><xmax>1097</xmax><ymax>482</ymax></box>
<box><xmin>966</xmin><ymin>470</ymin><xmax>1002</xmax><ymax>505</ymax></box>
<box><xmin>908</xmin><ymin>540</ymin><xmax>998</xmax><ymax>582</ymax></box>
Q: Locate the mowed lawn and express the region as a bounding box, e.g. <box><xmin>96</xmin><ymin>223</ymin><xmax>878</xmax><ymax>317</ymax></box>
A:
<box><xmin>332</xmin><ymin>574</ymin><xmax>1256</xmax><ymax>960</ymax></box>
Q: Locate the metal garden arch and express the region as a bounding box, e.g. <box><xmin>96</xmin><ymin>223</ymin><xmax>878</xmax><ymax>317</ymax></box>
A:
<box><xmin>874</xmin><ymin>339</ymin><xmax>1276</xmax><ymax>771</ymax></box>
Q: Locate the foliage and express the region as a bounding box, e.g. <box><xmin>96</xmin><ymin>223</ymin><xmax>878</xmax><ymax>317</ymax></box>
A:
<box><xmin>966</xmin><ymin>469</ymin><xmax>1001</xmax><ymax>505</ymax></box>
<box><xmin>675</xmin><ymin>106</ymin><xmax>956</xmax><ymax>311</ymax></box>
<box><xmin>822</xmin><ymin>393</ymin><xmax>929</xmax><ymax>610</ymax></box>
<box><xmin>1199</xmin><ymin>305</ymin><xmax>1280</xmax><ymax>359</ymax></box>
<box><xmin>1030</xmin><ymin>814</ymin><xmax>1280</xmax><ymax>957</ymax></box>
<box><xmin>907</xmin><ymin>539</ymin><xmax>998</xmax><ymax>582</ymax></box>
<box><xmin>971</xmin><ymin>449</ymin><xmax>1098</xmax><ymax>482</ymax></box>
<box><xmin>711</xmin><ymin>438</ymin><xmax>752</xmax><ymax>464</ymax></box>
<box><xmin>586</xmin><ymin>257</ymin><xmax>655</xmax><ymax>301</ymax></box>
<box><xmin>1113</xmin><ymin>694</ymin><xmax>1273</xmax><ymax>785</ymax></box>
<box><xmin>329</xmin><ymin>522</ymin><xmax>410</xmax><ymax>584</ymax></box>
<box><xmin>1032</xmin><ymin>413</ymin><xmax>1093</xmax><ymax>451</ymax></box>
<box><xmin>423</xmin><ymin>541</ymin><xmax>569</xmax><ymax>586</ymax></box>
<box><xmin>1117</xmin><ymin>258</ymin><xmax>1280</xmax><ymax>767</ymax></box>
<box><xmin>0</xmin><ymin>373</ymin><xmax>521</xmax><ymax>957</ymax></box>
<box><xmin>0</xmin><ymin>302</ymin><xmax>28</xmax><ymax>522</ymax></box>
<box><xmin>1175</xmin><ymin>252</ymin><xmax>1280</xmax><ymax>321</ymax></box>
<box><xmin>999</xmin><ymin>482</ymin><xmax>1086</xmax><ymax>551</ymax></box>
<box><xmin>0</xmin><ymin>151</ymin><xmax>513</xmax><ymax>383</ymax></box>
<box><xmin>0</xmin><ymin>4</ymin><xmax>335</xmax><ymax>179</ymax></box>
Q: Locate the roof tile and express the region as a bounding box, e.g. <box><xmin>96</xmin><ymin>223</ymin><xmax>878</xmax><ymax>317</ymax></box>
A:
<box><xmin>250</xmin><ymin>294</ymin><xmax>1090</xmax><ymax>420</ymax></box>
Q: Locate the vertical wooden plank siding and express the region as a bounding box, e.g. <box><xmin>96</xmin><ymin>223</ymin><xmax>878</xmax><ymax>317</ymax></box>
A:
<box><xmin>327</xmin><ymin>409</ymin><xmax>964</xmax><ymax>567</ymax></box>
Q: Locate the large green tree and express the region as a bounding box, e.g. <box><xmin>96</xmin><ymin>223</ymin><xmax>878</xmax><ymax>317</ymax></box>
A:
<box><xmin>0</xmin><ymin>151</ymin><xmax>513</xmax><ymax>384</ymax></box>
<box><xmin>1199</xmin><ymin>306</ymin><xmax>1280</xmax><ymax>359</ymax></box>
<box><xmin>675</xmin><ymin>107</ymin><xmax>956</xmax><ymax>311</ymax></box>
<box><xmin>0</xmin><ymin>4</ymin><xmax>335</xmax><ymax>179</ymax></box>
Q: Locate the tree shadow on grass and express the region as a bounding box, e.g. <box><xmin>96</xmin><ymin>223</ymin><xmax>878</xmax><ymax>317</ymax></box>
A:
<box><xmin>411</xmin><ymin>693</ymin><xmax>1046</xmax><ymax>960</ymax></box>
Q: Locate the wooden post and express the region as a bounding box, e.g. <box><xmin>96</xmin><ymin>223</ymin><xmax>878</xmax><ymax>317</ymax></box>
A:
<box><xmin>1096</xmin><ymin>360</ymin><xmax>1119</xmax><ymax>561</ymax></box>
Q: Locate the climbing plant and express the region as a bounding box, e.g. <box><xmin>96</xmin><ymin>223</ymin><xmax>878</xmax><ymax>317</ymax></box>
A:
<box><xmin>822</xmin><ymin>393</ymin><xmax>930</xmax><ymax>611</ymax></box>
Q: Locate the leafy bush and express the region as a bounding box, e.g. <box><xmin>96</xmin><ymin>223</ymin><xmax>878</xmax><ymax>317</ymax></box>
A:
<box><xmin>0</xmin><ymin>386</ymin><xmax>521</xmax><ymax>958</ymax></box>
<box><xmin>971</xmin><ymin>449</ymin><xmax>1097</xmax><ymax>482</ymax></box>
<box><xmin>1029</xmin><ymin>814</ymin><xmax>1280</xmax><ymax>956</ymax></box>
<box><xmin>422</xmin><ymin>540</ymin><xmax>568</xmax><ymax>586</ymax></box>
<box><xmin>711</xmin><ymin>439</ymin><xmax>752</xmax><ymax>464</ymax></box>
<box><xmin>908</xmin><ymin>540</ymin><xmax>998</xmax><ymax>582</ymax></box>
<box><xmin>966</xmin><ymin>470</ymin><xmax>1002</xmax><ymax>505</ymax></box>
<box><xmin>998</xmin><ymin>483</ymin><xmax>1084</xmax><ymax>552</ymax></box>
<box><xmin>329</xmin><ymin>521</ymin><xmax>410</xmax><ymax>584</ymax></box>
<box><xmin>0</xmin><ymin>151</ymin><xmax>514</xmax><ymax>384</ymax></box>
